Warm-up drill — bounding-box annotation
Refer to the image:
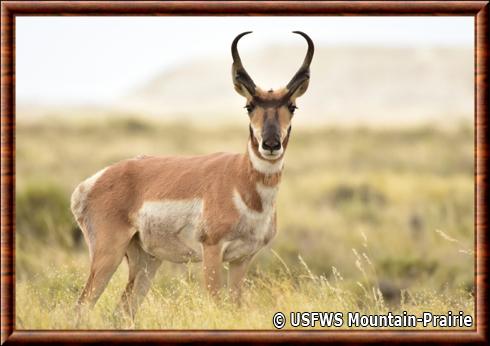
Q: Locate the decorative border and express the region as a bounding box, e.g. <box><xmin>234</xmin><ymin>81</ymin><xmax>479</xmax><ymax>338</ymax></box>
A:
<box><xmin>1</xmin><ymin>1</ymin><xmax>488</xmax><ymax>344</ymax></box>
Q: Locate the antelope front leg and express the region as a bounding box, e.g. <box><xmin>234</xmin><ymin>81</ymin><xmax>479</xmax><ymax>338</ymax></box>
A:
<box><xmin>229</xmin><ymin>256</ymin><xmax>252</xmax><ymax>304</ymax></box>
<box><xmin>202</xmin><ymin>243</ymin><xmax>223</xmax><ymax>297</ymax></box>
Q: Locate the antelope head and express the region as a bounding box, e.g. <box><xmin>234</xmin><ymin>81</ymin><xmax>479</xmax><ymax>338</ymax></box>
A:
<box><xmin>232</xmin><ymin>31</ymin><xmax>314</xmax><ymax>160</ymax></box>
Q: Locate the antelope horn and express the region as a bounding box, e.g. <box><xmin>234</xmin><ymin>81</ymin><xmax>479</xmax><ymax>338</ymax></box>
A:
<box><xmin>286</xmin><ymin>31</ymin><xmax>314</xmax><ymax>93</ymax></box>
<box><xmin>231</xmin><ymin>31</ymin><xmax>256</xmax><ymax>96</ymax></box>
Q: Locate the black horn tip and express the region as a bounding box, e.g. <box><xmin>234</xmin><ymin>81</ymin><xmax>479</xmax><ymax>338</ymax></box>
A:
<box><xmin>232</xmin><ymin>31</ymin><xmax>253</xmax><ymax>60</ymax></box>
<box><xmin>292</xmin><ymin>31</ymin><xmax>313</xmax><ymax>42</ymax></box>
<box><xmin>233</xmin><ymin>31</ymin><xmax>253</xmax><ymax>43</ymax></box>
<box><xmin>292</xmin><ymin>30</ymin><xmax>314</xmax><ymax>59</ymax></box>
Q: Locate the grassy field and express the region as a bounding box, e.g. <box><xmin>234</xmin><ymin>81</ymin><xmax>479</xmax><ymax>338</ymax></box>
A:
<box><xmin>15</xmin><ymin>116</ymin><xmax>475</xmax><ymax>329</ymax></box>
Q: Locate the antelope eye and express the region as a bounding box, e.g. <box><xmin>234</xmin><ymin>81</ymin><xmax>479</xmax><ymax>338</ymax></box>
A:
<box><xmin>245</xmin><ymin>103</ymin><xmax>255</xmax><ymax>113</ymax></box>
<box><xmin>288</xmin><ymin>103</ymin><xmax>297</xmax><ymax>113</ymax></box>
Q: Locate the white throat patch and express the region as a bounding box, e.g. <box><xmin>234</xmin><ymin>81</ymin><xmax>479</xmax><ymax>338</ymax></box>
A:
<box><xmin>247</xmin><ymin>140</ymin><xmax>284</xmax><ymax>175</ymax></box>
<box><xmin>232</xmin><ymin>183</ymin><xmax>278</xmax><ymax>220</ymax></box>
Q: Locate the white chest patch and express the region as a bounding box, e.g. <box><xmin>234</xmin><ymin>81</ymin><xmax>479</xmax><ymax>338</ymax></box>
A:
<box><xmin>136</xmin><ymin>199</ymin><xmax>204</xmax><ymax>263</ymax></box>
<box><xmin>225</xmin><ymin>183</ymin><xmax>278</xmax><ymax>261</ymax></box>
<box><xmin>232</xmin><ymin>183</ymin><xmax>278</xmax><ymax>219</ymax></box>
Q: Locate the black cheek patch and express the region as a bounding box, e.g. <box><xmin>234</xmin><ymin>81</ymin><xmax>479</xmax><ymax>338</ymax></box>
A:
<box><xmin>249</xmin><ymin>125</ymin><xmax>259</xmax><ymax>147</ymax></box>
<box><xmin>282</xmin><ymin>125</ymin><xmax>292</xmax><ymax>148</ymax></box>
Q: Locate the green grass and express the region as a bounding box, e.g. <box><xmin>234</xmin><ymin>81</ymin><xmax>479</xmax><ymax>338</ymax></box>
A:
<box><xmin>15</xmin><ymin>116</ymin><xmax>474</xmax><ymax>329</ymax></box>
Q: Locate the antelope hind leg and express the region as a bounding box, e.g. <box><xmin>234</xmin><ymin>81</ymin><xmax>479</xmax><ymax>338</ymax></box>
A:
<box><xmin>77</xmin><ymin>219</ymin><xmax>135</xmax><ymax>310</ymax></box>
<box><xmin>116</xmin><ymin>236</ymin><xmax>162</xmax><ymax>321</ymax></box>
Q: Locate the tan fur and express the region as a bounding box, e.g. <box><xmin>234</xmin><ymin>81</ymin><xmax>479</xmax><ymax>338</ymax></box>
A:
<box><xmin>73</xmin><ymin>32</ymin><xmax>313</xmax><ymax>318</ymax></box>
<box><xmin>73</xmin><ymin>146</ymin><xmax>283</xmax><ymax>315</ymax></box>
<box><xmin>86</xmin><ymin>151</ymin><xmax>279</xmax><ymax>244</ymax></box>
<box><xmin>74</xmin><ymin>117</ymin><xmax>290</xmax><ymax>316</ymax></box>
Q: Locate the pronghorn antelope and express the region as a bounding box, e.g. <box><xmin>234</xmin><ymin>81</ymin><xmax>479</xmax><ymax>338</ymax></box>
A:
<box><xmin>71</xmin><ymin>31</ymin><xmax>314</xmax><ymax>317</ymax></box>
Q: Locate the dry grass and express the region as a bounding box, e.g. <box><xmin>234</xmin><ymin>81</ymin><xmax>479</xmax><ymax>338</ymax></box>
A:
<box><xmin>16</xmin><ymin>249</ymin><xmax>473</xmax><ymax>330</ymax></box>
<box><xmin>15</xmin><ymin>116</ymin><xmax>474</xmax><ymax>329</ymax></box>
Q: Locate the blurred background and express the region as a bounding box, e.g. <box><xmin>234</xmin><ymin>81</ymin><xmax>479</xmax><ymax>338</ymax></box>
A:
<box><xmin>16</xmin><ymin>17</ymin><xmax>474</xmax><ymax>325</ymax></box>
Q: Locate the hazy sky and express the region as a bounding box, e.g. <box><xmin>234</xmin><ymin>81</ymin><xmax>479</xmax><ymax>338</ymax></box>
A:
<box><xmin>16</xmin><ymin>17</ymin><xmax>473</xmax><ymax>106</ymax></box>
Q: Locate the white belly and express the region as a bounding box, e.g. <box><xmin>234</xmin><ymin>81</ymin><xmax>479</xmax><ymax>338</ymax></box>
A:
<box><xmin>136</xmin><ymin>199</ymin><xmax>204</xmax><ymax>263</ymax></box>
<box><xmin>135</xmin><ymin>184</ymin><xmax>277</xmax><ymax>264</ymax></box>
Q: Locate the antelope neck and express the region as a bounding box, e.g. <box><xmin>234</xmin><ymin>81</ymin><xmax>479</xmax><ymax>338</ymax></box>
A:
<box><xmin>246</xmin><ymin>139</ymin><xmax>284</xmax><ymax>181</ymax></box>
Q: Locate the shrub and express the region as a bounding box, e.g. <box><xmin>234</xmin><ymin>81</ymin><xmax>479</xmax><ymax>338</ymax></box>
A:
<box><xmin>16</xmin><ymin>181</ymin><xmax>76</xmax><ymax>249</ymax></box>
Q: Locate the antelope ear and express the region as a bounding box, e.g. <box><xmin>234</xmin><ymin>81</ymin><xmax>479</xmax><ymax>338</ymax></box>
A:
<box><xmin>232</xmin><ymin>65</ymin><xmax>256</xmax><ymax>99</ymax></box>
<box><xmin>288</xmin><ymin>77</ymin><xmax>310</xmax><ymax>101</ymax></box>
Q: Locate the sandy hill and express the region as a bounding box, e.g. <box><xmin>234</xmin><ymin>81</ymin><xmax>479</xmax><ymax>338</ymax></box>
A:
<box><xmin>117</xmin><ymin>45</ymin><xmax>473</xmax><ymax>126</ymax></box>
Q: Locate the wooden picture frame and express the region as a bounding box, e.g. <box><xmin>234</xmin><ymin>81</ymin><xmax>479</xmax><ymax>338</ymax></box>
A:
<box><xmin>1</xmin><ymin>1</ymin><xmax>488</xmax><ymax>344</ymax></box>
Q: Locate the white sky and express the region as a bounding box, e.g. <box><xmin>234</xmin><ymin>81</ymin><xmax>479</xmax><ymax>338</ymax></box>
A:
<box><xmin>16</xmin><ymin>17</ymin><xmax>473</xmax><ymax>106</ymax></box>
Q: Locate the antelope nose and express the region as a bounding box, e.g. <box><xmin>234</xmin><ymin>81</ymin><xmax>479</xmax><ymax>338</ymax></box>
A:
<box><xmin>262</xmin><ymin>138</ymin><xmax>281</xmax><ymax>152</ymax></box>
